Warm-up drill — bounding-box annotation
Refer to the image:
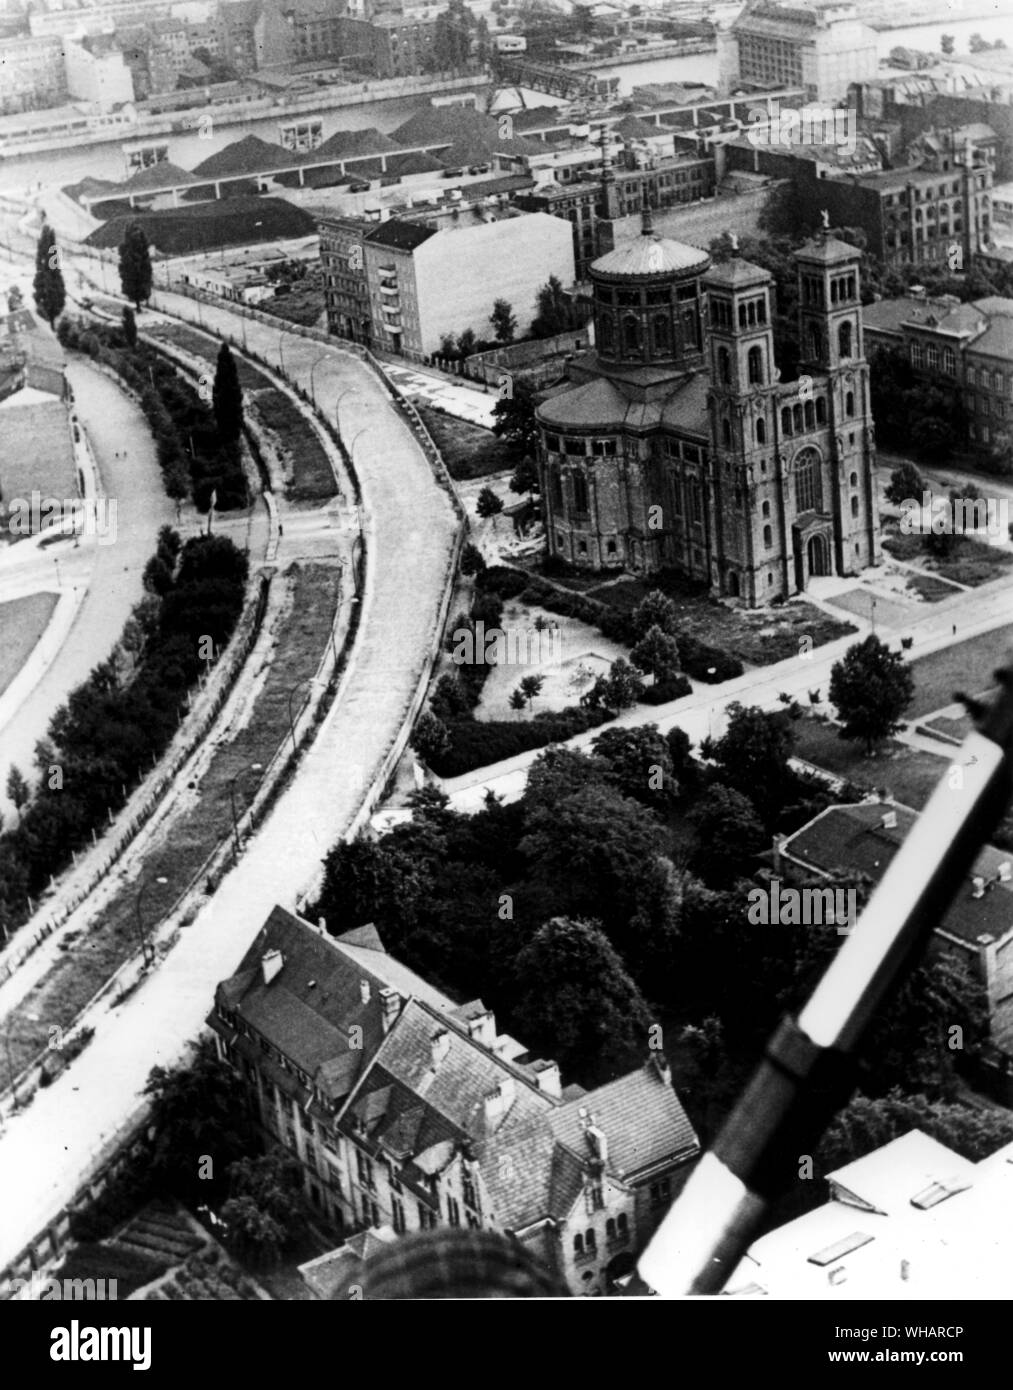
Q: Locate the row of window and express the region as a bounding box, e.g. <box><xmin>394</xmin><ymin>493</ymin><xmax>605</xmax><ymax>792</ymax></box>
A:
<box><xmin>967</xmin><ymin>394</ymin><xmax>1006</xmax><ymax>419</ymax></box>
<box><xmin>599</xmin><ymin>309</ymin><xmax>700</xmax><ymax>356</ymax></box>
<box><xmin>573</xmin><ymin>1213</ymin><xmax>629</xmax><ymax>1259</ymax></box>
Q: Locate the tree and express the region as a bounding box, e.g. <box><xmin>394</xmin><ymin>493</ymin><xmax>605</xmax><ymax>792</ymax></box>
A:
<box><xmin>490</xmin><ymin>298</ymin><xmax>517</xmax><ymax>344</ymax></box>
<box><xmin>412</xmin><ymin>710</ymin><xmax>450</xmax><ymax>764</ymax></box>
<box><xmin>142</xmin><ymin>1039</ymin><xmax>253</xmax><ymax>1203</ymax></box>
<box><xmin>7</xmin><ymin>285</ymin><xmax>23</xmax><ymax>312</ymax></box>
<box><xmin>509</xmin><ymin>917</ymin><xmax>653</xmax><ymax>1084</ymax></box>
<box><xmin>688</xmin><ymin>783</ymin><xmax>765</xmax><ymax>886</ymax></box>
<box><xmin>122</xmin><ymin>305</ymin><xmax>138</xmax><ymax>349</ymax></box>
<box><xmin>940</xmin><ymin>32</ymin><xmax>955</xmax><ymax>53</ymax></box>
<box><xmin>212</xmin><ymin>342</ymin><xmax>243</xmax><ymax>445</ymax></box>
<box><xmin>431</xmin><ymin>0</ymin><xmax>478</xmax><ymax>70</ymax></box>
<box><xmin>819</xmin><ymin>1089</ymin><xmax>1013</xmax><ymax>1171</ymax></box>
<box><xmin>829</xmin><ymin>635</ymin><xmax>914</xmax><ymax>753</ymax></box>
<box><xmin>33</xmin><ymin>224</ymin><xmax>66</xmax><ymax>328</ymax></box>
<box><xmin>457</xmin><ymin>327</ymin><xmax>477</xmax><ymax>358</ymax></box>
<box><xmin>885</xmin><ymin>461</ymin><xmax>924</xmax><ymax>507</ymax></box>
<box><xmin>476</xmin><ymin>486</ymin><xmax>503</xmax><ymax>519</ymax></box>
<box><xmin>508</xmin><ymin>688</ymin><xmax>526</xmax><ymax>710</ymax></box>
<box><xmin>509</xmin><ymin>454</ymin><xmax>539</xmax><ymax>496</ymax></box>
<box><xmin>630</xmin><ymin>589</ymin><xmax>679</xmax><ymax>641</ymax></box>
<box><xmin>631</xmin><ymin>624</ymin><xmax>682</xmax><ymax>683</ymax></box>
<box><xmin>518</xmin><ymin>674</ymin><xmax>545</xmax><ymax>708</ymax></box>
<box><xmin>220</xmin><ymin>1150</ymin><xmax>307</xmax><ymax>1265</ymax></box>
<box><xmin>460</xmin><ymin>541</ymin><xmax>486</xmax><ymax>576</ymax></box>
<box><xmin>591</xmin><ymin>724</ymin><xmax>675</xmax><ymax>806</ymax></box>
<box><xmin>586</xmin><ymin>657</ymin><xmax>644</xmax><ymax>711</ymax></box>
<box><xmin>531</xmin><ymin>274</ymin><xmax>582</xmax><ymax>338</ymax></box>
<box><xmin>492</xmin><ymin>378</ymin><xmax>539</xmax><ymax>458</ymax></box>
<box><xmin>701</xmin><ymin>701</ymin><xmax>796</xmax><ymax>819</ymax></box>
<box><xmin>6</xmin><ymin>765</ymin><xmax>29</xmax><ymax>819</ymax></box>
<box><xmin>118</xmin><ymin>222</ymin><xmax>153</xmax><ymax>311</ymax></box>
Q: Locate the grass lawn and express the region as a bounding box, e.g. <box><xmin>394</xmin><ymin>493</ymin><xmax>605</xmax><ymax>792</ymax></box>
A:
<box><xmin>0</xmin><ymin>564</ymin><xmax>343</xmax><ymax>1093</ymax></box>
<box><xmin>415</xmin><ymin>405</ymin><xmax>516</xmax><ymax>481</ymax></box>
<box><xmin>257</xmin><ymin>269</ymin><xmax>326</xmax><ymax>329</ymax></box>
<box><xmin>792</xmin><ymin>717</ymin><xmax>950</xmax><ymax>811</ymax></box>
<box><xmin>907</xmin><ymin>629</ymin><xmax>1013</xmax><ymax>718</ymax></box>
<box><xmin>250</xmin><ymin>389</ymin><xmax>337</xmax><ymax>500</ymax></box>
<box><xmin>0</xmin><ymin>591</ymin><xmax>58</xmax><ymax>698</ymax></box>
<box><xmin>882</xmin><ymin>529</ymin><xmax>1013</xmax><ymax>587</ymax></box>
<box><xmin>536</xmin><ymin>567</ymin><xmax>858</xmax><ymax>666</ymax></box>
<box><xmin>144</xmin><ymin>323</ymin><xmax>272</xmax><ymax>391</ymax></box>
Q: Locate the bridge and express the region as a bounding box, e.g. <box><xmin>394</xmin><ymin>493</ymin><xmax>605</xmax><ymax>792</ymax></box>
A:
<box><xmin>493</xmin><ymin>56</ymin><xmax>615</xmax><ymax>101</ymax></box>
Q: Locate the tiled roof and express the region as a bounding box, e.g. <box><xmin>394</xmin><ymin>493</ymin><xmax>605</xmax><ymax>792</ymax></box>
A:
<box><xmin>537</xmin><ymin>369</ymin><xmax>710</xmax><ymax>437</ymax></box>
<box><xmin>615</xmin><ymin>114</ymin><xmax>667</xmax><ymax>141</ymax></box>
<box><xmin>972</xmin><ymin>315</ymin><xmax>1013</xmax><ymax>361</ymax></box>
<box><xmin>298</xmin><ymin>1226</ymin><xmax>398</xmax><ymax>1299</ymax></box>
<box><xmin>704</xmin><ymin>255</ymin><xmax>773</xmax><ymax>289</ymax></box>
<box><xmin>192</xmin><ymin>134</ymin><xmax>294</xmax><ymax>178</ymax></box>
<box><xmin>793</xmin><ymin>234</ymin><xmax>861</xmax><ymax>266</ymax></box>
<box><xmin>551</xmin><ymin>1061</ymin><xmax>699</xmax><ymax>1180</ymax></box>
<box><xmin>781</xmin><ymin>802</ymin><xmax>1013</xmax><ymax>948</ymax></box>
<box><xmin>210</xmin><ymin>905</ymin><xmax>456</xmax><ymax>1101</ymax></box>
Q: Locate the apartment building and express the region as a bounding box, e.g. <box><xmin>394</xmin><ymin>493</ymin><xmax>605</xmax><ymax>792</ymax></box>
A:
<box><xmin>776</xmin><ymin>800</ymin><xmax>1013</xmax><ymax>1048</ymax></box>
<box><xmin>320</xmin><ymin>207</ymin><xmax>574</xmax><ymax>356</ymax></box>
<box><xmin>64</xmin><ymin>34</ymin><xmax>136</xmax><ymax>108</ymax></box>
<box><xmin>207</xmin><ymin>907</ymin><xmax>700</xmax><ymax>1296</ymax></box>
<box><xmin>0</xmin><ymin>34</ymin><xmax>67</xmax><ymax>112</ymax></box>
<box><xmin>863</xmin><ymin>291</ymin><xmax>1013</xmax><ymax>449</ymax></box>
<box><xmin>719</xmin><ymin>0</ymin><xmax>878</xmax><ymax>104</ymax></box>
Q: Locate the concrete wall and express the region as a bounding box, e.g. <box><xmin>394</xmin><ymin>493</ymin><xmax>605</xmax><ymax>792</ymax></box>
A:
<box><xmin>64</xmin><ymin>41</ymin><xmax>135</xmax><ymax>110</ymax></box>
<box><xmin>413</xmin><ymin>212</ymin><xmax>575</xmax><ymax>355</ymax></box>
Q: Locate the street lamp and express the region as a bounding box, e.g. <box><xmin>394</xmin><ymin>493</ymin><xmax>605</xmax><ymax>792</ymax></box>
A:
<box><xmin>309</xmin><ymin>351</ymin><xmax>330</xmax><ymax>408</ymax></box>
<box><xmin>278</xmin><ymin>331</ymin><xmax>286</xmax><ymax>375</ymax></box>
<box><xmin>335</xmin><ymin>385</ymin><xmax>359</xmax><ymax>420</ymax></box>
<box><xmin>135</xmin><ymin>874</ymin><xmax>168</xmax><ymax>968</ymax></box>
<box><xmin>287</xmin><ymin>679</ymin><xmax>314</xmax><ymax>756</ymax></box>
<box><xmin>229</xmin><ymin>762</ymin><xmax>263</xmax><ymax>862</ymax></box>
<box><xmin>348</xmin><ymin>426</ymin><xmax>374</xmax><ymax>459</ymax></box>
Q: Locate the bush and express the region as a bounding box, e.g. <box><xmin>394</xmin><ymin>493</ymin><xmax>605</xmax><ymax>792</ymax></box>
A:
<box><xmin>643</xmin><ymin>672</ymin><xmax>693</xmax><ymax>704</ymax></box>
<box><xmin>678</xmin><ymin>634</ymin><xmax>744</xmax><ymax>683</ymax></box>
<box><xmin>476</xmin><ymin>565</ymin><xmax>529</xmax><ymax>600</ymax></box>
<box><xmin>428</xmin><ymin>705</ymin><xmax>613</xmax><ymax>777</ymax></box>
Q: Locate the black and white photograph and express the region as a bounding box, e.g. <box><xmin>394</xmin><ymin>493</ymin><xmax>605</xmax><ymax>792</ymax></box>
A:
<box><xmin>0</xmin><ymin>0</ymin><xmax>1011</xmax><ymax>1356</ymax></box>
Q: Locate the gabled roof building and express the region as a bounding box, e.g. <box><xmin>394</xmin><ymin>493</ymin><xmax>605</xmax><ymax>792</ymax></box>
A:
<box><xmin>208</xmin><ymin>906</ymin><xmax>699</xmax><ymax>1296</ymax></box>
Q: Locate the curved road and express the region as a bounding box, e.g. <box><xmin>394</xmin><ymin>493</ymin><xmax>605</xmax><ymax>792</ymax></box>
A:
<box><xmin>0</xmin><ymin>287</ymin><xmax>460</xmax><ymax>1270</ymax></box>
<box><xmin>0</xmin><ymin>362</ymin><xmax>176</xmax><ymax>818</ymax></box>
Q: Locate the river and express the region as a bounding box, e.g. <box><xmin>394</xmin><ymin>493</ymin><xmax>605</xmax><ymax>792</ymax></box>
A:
<box><xmin>2</xmin><ymin>5</ymin><xmax>1013</xmax><ymax>196</ymax></box>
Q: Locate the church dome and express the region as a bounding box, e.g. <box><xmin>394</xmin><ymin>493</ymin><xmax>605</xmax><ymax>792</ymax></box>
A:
<box><xmin>592</xmin><ymin>234</ymin><xmax>711</xmax><ymax>280</ymax></box>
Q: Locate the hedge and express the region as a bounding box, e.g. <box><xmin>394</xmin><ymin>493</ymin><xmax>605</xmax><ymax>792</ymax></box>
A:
<box><xmin>428</xmin><ymin>705</ymin><xmax>614</xmax><ymax>777</ymax></box>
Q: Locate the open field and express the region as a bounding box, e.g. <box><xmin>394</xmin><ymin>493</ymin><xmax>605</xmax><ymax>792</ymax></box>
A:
<box><xmin>793</xmin><ymin>718</ymin><xmax>950</xmax><ymax>812</ymax></box>
<box><xmin>0</xmin><ymin>591</ymin><xmax>58</xmax><ymax>699</ymax></box>
<box><xmin>415</xmin><ymin>406</ymin><xmax>515</xmax><ymax>481</ymax></box>
<box><xmin>907</xmin><ymin>628</ymin><xmax>1013</xmax><ymax>718</ymax></box>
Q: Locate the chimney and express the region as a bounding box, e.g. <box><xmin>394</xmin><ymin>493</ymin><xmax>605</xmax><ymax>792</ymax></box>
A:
<box><xmin>900</xmin><ymin>1259</ymin><xmax>910</xmax><ymax>1282</ymax></box>
<box><xmin>379</xmin><ymin>987</ymin><xmax>401</xmax><ymax>1032</ymax></box>
<box><xmin>431</xmin><ymin>1029</ymin><xmax>450</xmax><ymax>1066</ymax></box>
<box><xmin>881</xmin><ymin>810</ymin><xmax>897</xmax><ymax>830</ymax></box>
<box><xmin>650</xmin><ymin>1050</ymin><xmax>672</xmax><ymax>1086</ymax></box>
<box><xmin>359</xmin><ymin>979</ymin><xmax>371</xmax><ymax>1004</ymax></box>
<box><xmin>484</xmin><ymin>1076</ymin><xmax>516</xmax><ymax>1126</ymax></box>
<box><xmin>972</xmin><ymin>876</ymin><xmax>986</xmax><ymax>899</ymax></box>
<box><xmin>531</xmin><ymin>1059</ymin><xmax>562</xmax><ymax>1098</ymax></box>
<box><xmin>586</xmin><ymin>1122</ymin><xmax>608</xmax><ymax>1164</ymax></box>
<box><xmin>467</xmin><ymin>1011</ymin><xmax>497</xmax><ymax>1047</ymax></box>
<box><xmin>261</xmin><ymin>948</ymin><xmax>283</xmax><ymax>985</ymax></box>
<box><xmin>999</xmin><ymin>861</ymin><xmax>1011</xmax><ymax>882</ymax></box>
<box><xmin>317</xmin><ymin>916</ymin><xmax>327</xmax><ymax>934</ymax></box>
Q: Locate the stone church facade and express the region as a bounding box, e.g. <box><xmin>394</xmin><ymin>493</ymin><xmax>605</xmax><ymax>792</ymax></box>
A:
<box><xmin>535</xmin><ymin>215</ymin><xmax>882</xmax><ymax>606</ymax></box>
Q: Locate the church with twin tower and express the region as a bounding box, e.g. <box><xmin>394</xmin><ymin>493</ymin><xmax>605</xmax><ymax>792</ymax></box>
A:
<box><xmin>535</xmin><ymin>211</ymin><xmax>882</xmax><ymax>606</ymax></box>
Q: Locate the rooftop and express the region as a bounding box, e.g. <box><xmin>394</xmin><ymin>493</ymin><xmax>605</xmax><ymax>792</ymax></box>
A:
<box><xmin>591</xmin><ymin>229</ymin><xmax>711</xmax><ymax>279</ymax></box>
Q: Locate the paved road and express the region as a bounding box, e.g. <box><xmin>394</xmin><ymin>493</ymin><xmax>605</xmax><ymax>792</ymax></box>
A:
<box><xmin>0</xmin><ymin>362</ymin><xmax>175</xmax><ymax>818</ymax></box>
<box><xmin>0</xmin><ymin>283</ymin><xmax>460</xmax><ymax>1271</ymax></box>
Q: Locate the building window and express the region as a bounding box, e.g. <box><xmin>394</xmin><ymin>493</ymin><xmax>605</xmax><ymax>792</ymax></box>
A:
<box><xmin>755</xmin><ymin>417</ymin><xmax>766</xmax><ymax>444</ymax></box>
<box><xmin>598</xmin><ymin>313</ymin><xmax>614</xmax><ymax>352</ymax></box>
<box><xmin>722</xmin><ymin>418</ymin><xmax>732</xmax><ymax>447</ymax></box>
<box><xmin>763</xmin><ymin>523</ymin><xmax>773</xmax><ymax>548</ymax></box>
<box><xmin>653</xmin><ymin>314</ymin><xmax>670</xmax><ymax>352</ymax></box>
<box><xmin>587</xmin><ymin>1182</ymin><xmax>605</xmax><ymax>1212</ymax></box>
<box><xmin>563</xmin><ymin>438</ymin><xmax>585</xmax><ymax>456</ymax></box>
<box><xmin>462</xmin><ymin>1170</ymin><xmax>477</xmax><ymax>1211</ymax></box>
<box><xmin>804</xmin><ymin>401</ymin><xmax>815</xmax><ymax>430</ymax></box>
<box><xmin>392</xmin><ymin>1197</ymin><xmax>406</xmax><ymax>1234</ymax></box>
<box><xmin>816</xmin><ymin>398</ymin><xmax>827</xmax><ymax>425</ymax></box>
<box><xmin>911</xmin><ymin>342</ymin><xmax>926</xmax><ymax>369</ymax></box>
<box><xmin>617</xmin><ymin>1213</ymin><xmax>629</xmax><ymax>1238</ymax></box>
<box><xmin>717</xmin><ymin>345</ymin><xmax>731</xmax><ymax>384</ymax></box>
<box><xmin>748</xmin><ymin>345</ymin><xmax>763</xmax><ymax>385</ymax></box>
<box><xmin>845</xmin><ymin>391</ymin><xmax>855</xmax><ymax>418</ymax></box>
<box><xmin>762</xmin><ymin>500</ymin><xmax>770</xmax><ymax>518</ymax></box>
<box><xmin>794</xmin><ymin>446</ymin><xmax>823</xmax><ymax>513</ymax></box>
<box><xmin>356</xmin><ymin>1152</ymin><xmax>374</xmax><ymax>1190</ymax></box>
<box><xmin>850</xmin><ymin>495</ymin><xmax>859</xmax><ymax>517</ymax></box>
<box><xmin>927</xmin><ymin>345</ymin><xmax>939</xmax><ymax>371</ymax></box>
<box><xmin>418</xmin><ymin>1202</ymin><xmax>436</xmax><ymax>1229</ymax></box>
<box><xmin>591</xmin><ymin>439</ymin><xmax>617</xmax><ymax>456</ymax></box>
<box><xmin>585</xmin><ymin>1228</ymin><xmax>597</xmax><ymax>1253</ymax></box>
<box><xmin>781</xmin><ymin>406</ymin><xmax>792</xmax><ymax>435</ymax></box>
<box><xmin>838</xmin><ymin>321</ymin><xmax>852</xmax><ymax>358</ymax></box>
<box><xmin>995</xmin><ymin>371</ymin><xmax>1005</xmax><ymax>393</ymax></box>
<box><xmin>574</xmin><ymin>1233</ymin><xmax>584</xmax><ymax>1257</ymax></box>
<box><xmin>622</xmin><ymin>316</ymin><xmax>640</xmax><ymax>352</ymax></box>
<box><xmin>448</xmin><ymin>1195</ymin><xmax>461</xmax><ymax>1227</ymax></box>
<box><xmin>551</xmin><ymin>470</ymin><xmax>563</xmax><ymax>508</ymax></box>
<box><xmin>942</xmin><ymin>347</ymin><xmax>956</xmax><ymax>375</ymax></box>
<box><xmin>573</xmin><ymin>473</ymin><xmax>589</xmax><ymax>512</ymax></box>
<box><xmin>649</xmin><ymin>1178</ymin><xmax>672</xmax><ymax>1208</ymax></box>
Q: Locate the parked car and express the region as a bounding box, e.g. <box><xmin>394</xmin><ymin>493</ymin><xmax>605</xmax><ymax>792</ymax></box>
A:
<box><xmin>442</xmin><ymin>167</ymin><xmax>464</xmax><ymax>178</ymax></box>
<box><xmin>348</xmin><ymin>180</ymin><xmax>370</xmax><ymax>192</ymax></box>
